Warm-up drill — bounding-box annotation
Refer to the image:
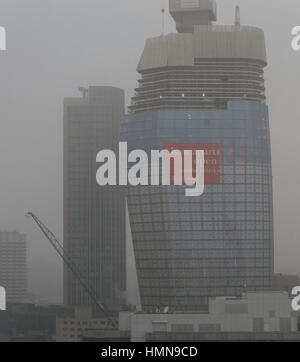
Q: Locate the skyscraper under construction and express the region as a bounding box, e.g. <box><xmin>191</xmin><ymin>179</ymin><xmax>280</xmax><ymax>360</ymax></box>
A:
<box><xmin>122</xmin><ymin>0</ymin><xmax>274</xmax><ymax>311</ymax></box>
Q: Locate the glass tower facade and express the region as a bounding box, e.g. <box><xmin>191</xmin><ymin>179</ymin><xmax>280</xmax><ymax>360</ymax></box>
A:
<box><xmin>122</xmin><ymin>1</ymin><xmax>274</xmax><ymax>312</ymax></box>
<box><xmin>64</xmin><ymin>86</ymin><xmax>126</xmax><ymax>313</ymax></box>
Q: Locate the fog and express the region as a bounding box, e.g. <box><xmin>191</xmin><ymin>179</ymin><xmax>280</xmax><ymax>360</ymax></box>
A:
<box><xmin>0</xmin><ymin>0</ymin><xmax>299</xmax><ymax>303</ymax></box>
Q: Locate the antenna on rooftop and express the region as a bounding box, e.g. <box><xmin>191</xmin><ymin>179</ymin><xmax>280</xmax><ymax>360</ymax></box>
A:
<box><xmin>161</xmin><ymin>8</ymin><xmax>166</xmax><ymax>35</ymax></box>
<box><xmin>235</xmin><ymin>5</ymin><xmax>241</xmax><ymax>27</ymax></box>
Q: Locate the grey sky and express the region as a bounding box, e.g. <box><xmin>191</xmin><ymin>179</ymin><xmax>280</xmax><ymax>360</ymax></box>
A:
<box><xmin>0</xmin><ymin>0</ymin><xmax>299</xmax><ymax>303</ymax></box>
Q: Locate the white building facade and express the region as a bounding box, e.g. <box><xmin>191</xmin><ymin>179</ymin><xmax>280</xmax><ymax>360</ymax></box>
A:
<box><xmin>119</xmin><ymin>292</ymin><xmax>300</xmax><ymax>341</ymax></box>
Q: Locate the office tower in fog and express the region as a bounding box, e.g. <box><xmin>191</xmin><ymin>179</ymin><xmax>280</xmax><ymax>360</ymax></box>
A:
<box><xmin>0</xmin><ymin>231</ymin><xmax>27</xmax><ymax>303</ymax></box>
<box><xmin>122</xmin><ymin>0</ymin><xmax>274</xmax><ymax>311</ymax></box>
<box><xmin>64</xmin><ymin>86</ymin><xmax>126</xmax><ymax>312</ymax></box>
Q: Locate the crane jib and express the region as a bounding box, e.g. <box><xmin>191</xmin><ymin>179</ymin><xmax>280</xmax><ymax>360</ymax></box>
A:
<box><xmin>26</xmin><ymin>212</ymin><xmax>118</xmax><ymax>329</ymax></box>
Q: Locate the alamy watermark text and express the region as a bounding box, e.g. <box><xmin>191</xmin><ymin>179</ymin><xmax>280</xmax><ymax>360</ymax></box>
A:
<box><xmin>0</xmin><ymin>26</ymin><xmax>6</xmax><ymax>51</ymax></box>
<box><xmin>0</xmin><ymin>286</ymin><xmax>6</xmax><ymax>311</ymax></box>
<box><xmin>96</xmin><ymin>142</ymin><xmax>205</xmax><ymax>197</ymax></box>
<box><xmin>292</xmin><ymin>26</ymin><xmax>300</xmax><ymax>51</ymax></box>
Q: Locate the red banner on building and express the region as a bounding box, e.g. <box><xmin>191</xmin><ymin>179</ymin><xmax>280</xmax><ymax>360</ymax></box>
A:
<box><xmin>164</xmin><ymin>142</ymin><xmax>220</xmax><ymax>185</ymax></box>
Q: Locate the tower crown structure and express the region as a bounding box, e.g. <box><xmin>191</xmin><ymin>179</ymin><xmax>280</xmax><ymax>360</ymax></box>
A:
<box><xmin>129</xmin><ymin>1</ymin><xmax>267</xmax><ymax>114</ymax></box>
<box><xmin>169</xmin><ymin>0</ymin><xmax>217</xmax><ymax>32</ymax></box>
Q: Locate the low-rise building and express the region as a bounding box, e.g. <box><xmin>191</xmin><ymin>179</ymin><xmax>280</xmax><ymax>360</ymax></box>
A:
<box><xmin>56</xmin><ymin>307</ymin><xmax>115</xmax><ymax>342</ymax></box>
<box><xmin>0</xmin><ymin>303</ymin><xmax>71</xmax><ymax>342</ymax></box>
<box><xmin>118</xmin><ymin>292</ymin><xmax>300</xmax><ymax>342</ymax></box>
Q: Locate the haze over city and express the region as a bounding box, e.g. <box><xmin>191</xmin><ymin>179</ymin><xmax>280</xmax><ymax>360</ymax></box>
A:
<box><xmin>0</xmin><ymin>0</ymin><xmax>299</xmax><ymax>304</ymax></box>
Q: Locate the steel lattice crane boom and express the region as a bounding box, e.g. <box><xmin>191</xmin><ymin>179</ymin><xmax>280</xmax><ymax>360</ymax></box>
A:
<box><xmin>27</xmin><ymin>212</ymin><xmax>117</xmax><ymax>329</ymax></box>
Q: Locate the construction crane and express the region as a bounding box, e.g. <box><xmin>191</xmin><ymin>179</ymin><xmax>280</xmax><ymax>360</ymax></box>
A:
<box><xmin>27</xmin><ymin>212</ymin><xmax>118</xmax><ymax>329</ymax></box>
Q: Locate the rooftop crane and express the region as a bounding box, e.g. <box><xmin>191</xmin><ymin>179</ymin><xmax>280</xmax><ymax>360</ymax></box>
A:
<box><xmin>27</xmin><ymin>212</ymin><xmax>118</xmax><ymax>329</ymax></box>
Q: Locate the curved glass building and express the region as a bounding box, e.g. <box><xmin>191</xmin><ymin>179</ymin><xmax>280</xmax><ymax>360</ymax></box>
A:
<box><xmin>122</xmin><ymin>0</ymin><xmax>274</xmax><ymax>312</ymax></box>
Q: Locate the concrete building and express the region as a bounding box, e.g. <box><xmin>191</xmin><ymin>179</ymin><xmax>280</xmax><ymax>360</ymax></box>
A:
<box><xmin>119</xmin><ymin>292</ymin><xmax>300</xmax><ymax>342</ymax></box>
<box><xmin>64</xmin><ymin>86</ymin><xmax>126</xmax><ymax>313</ymax></box>
<box><xmin>56</xmin><ymin>307</ymin><xmax>115</xmax><ymax>342</ymax></box>
<box><xmin>0</xmin><ymin>231</ymin><xmax>27</xmax><ymax>303</ymax></box>
<box><xmin>122</xmin><ymin>0</ymin><xmax>274</xmax><ymax>311</ymax></box>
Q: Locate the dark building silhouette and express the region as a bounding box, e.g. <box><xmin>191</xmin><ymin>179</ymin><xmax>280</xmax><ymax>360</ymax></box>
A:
<box><xmin>0</xmin><ymin>303</ymin><xmax>72</xmax><ymax>342</ymax></box>
<box><xmin>64</xmin><ymin>86</ymin><xmax>126</xmax><ymax>313</ymax></box>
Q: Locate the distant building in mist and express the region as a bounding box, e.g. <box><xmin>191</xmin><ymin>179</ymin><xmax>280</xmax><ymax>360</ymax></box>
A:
<box><xmin>0</xmin><ymin>231</ymin><xmax>27</xmax><ymax>303</ymax></box>
<box><xmin>64</xmin><ymin>86</ymin><xmax>126</xmax><ymax>313</ymax></box>
<box><xmin>122</xmin><ymin>0</ymin><xmax>274</xmax><ymax>311</ymax></box>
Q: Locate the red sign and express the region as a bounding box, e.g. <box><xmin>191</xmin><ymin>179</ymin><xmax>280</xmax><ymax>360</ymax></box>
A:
<box><xmin>164</xmin><ymin>143</ymin><xmax>220</xmax><ymax>185</ymax></box>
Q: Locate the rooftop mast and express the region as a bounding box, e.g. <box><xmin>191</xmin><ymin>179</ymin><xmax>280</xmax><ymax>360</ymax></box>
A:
<box><xmin>235</xmin><ymin>5</ymin><xmax>241</xmax><ymax>27</ymax></box>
